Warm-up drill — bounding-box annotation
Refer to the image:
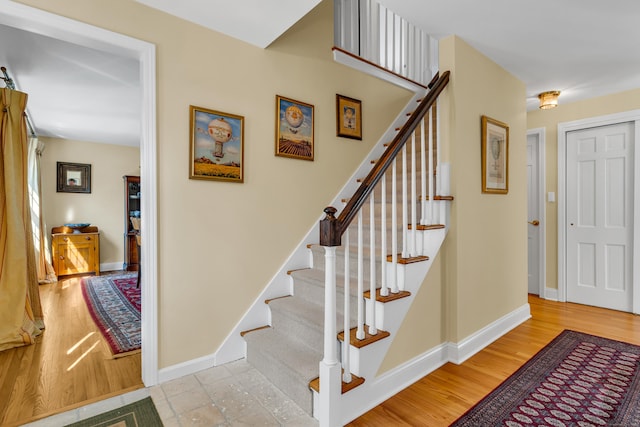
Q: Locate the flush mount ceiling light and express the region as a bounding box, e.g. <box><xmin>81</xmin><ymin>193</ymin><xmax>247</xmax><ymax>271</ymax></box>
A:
<box><xmin>538</xmin><ymin>91</ymin><xmax>561</xmax><ymax>110</ymax></box>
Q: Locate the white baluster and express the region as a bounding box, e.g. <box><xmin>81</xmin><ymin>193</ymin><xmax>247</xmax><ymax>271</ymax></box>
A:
<box><xmin>401</xmin><ymin>145</ymin><xmax>408</xmax><ymax>258</ymax></box>
<box><xmin>368</xmin><ymin>195</ymin><xmax>377</xmax><ymax>335</ymax></box>
<box><xmin>356</xmin><ymin>210</ymin><xmax>365</xmax><ymax>340</ymax></box>
<box><xmin>428</xmin><ymin>106</ymin><xmax>435</xmax><ymax>226</ymax></box>
<box><xmin>410</xmin><ymin>132</ymin><xmax>417</xmax><ymax>256</ymax></box>
<box><xmin>420</xmin><ymin>117</ymin><xmax>427</xmax><ymax>225</ymax></box>
<box><xmin>380</xmin><ymin>175</ymin><xmax>388</xmax><ymax>297</ymax></box>
<box><xmin>319</xmin><ymin>246</ymin><xmax>340</xmax><ymax>427</ymax></box>
<box><xmin>343</xmin><ymin>229</ymin><xmax>351</xmax><ymax>383</ymax></box>
<box><xmin>391</xmin><ymin>160</ymin><xmax>399</xmax><ymax>294</ymax></box>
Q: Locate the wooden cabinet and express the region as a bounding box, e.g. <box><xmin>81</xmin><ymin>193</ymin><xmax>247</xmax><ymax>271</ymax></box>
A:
<box><xmin>52</xmin><ymin>226</ymin><xmax>100</xmax><ymax>277</ymax></box>
<box><xmin>124</xmin><ymin>175</ymin><xmax>140</xmax><ymax>271</ymax></box>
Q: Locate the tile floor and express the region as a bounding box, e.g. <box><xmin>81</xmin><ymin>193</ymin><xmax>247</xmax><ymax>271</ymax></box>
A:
<box><xmin>24</xmin><ymin>360</ymin><xmax>318</xmax><ymax>426</ymax></box>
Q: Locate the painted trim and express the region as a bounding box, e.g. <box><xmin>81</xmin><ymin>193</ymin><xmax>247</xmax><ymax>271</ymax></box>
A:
<box><xmin>332</xmin><ymin>48</ymin><xmax>428</xmax><ymax>93</ymax></box>
<box><xmin>447</xmin><ymin>303</ymin><xmax>531</xmax><ymax>364</ymax></box>
<box><xmin>337</xmin><ymin>342</ymin><xmax>450</xmax><ymax>425</ymax></box>
<box><xmin>544</xmin><ymin>287</ymin><xmax>559</xmax><ymax>301</ymax></box>
<box><xmin>157</xmin><ymin>353</ymin><xmax>217</xmax><ymax>384</ymax></box>
<box><xmin>100</xmin><ymin>262</ymin><xmax>123</xmax><ymax>273</ymax></box>
<box><xmin>527</xmin><ymin>128</ymin><xmax>547</xmax><ymax>298</ymax></box>
<box><xmin>0</xmin><ymin>0</ymin><xmax>160</xmax><ymax>385</ymax></box>
<box><xmin>558</xmin><ymin>110</ymin><xmax>640</xmax><ymax>313</ymax></box>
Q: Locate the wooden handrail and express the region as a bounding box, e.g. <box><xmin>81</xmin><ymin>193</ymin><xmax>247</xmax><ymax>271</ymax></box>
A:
<box><xmin>320</xmin><ymin>70</ymin><xmax>450</xmax><ymax>247</ymax></box>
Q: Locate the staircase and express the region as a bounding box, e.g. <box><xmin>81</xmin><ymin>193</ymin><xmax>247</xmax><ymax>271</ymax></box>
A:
<box><xmin>242</xmin><ymin>69</ymin><xmax>451</xmax><ymax>425</ymax></box>
<box><xmin>212</xmin><ymin>1</ymin><xmax>452</xmax><ymax>424</ymax></box>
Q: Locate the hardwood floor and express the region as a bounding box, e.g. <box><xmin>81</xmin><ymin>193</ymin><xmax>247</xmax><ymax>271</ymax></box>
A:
<box><xmin>0</xmin><ymin>273</ymin><xmax>142</xmax><ymax>427</ymax></box>
<box><xmin>348</xmin><ymin>295</ymin><xmax>640</xmax><ymax>426</ymax></box>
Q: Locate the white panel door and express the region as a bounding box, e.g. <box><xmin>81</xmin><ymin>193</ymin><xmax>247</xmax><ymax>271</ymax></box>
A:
<box><xmin>527</xmin><ymin>133</ymin><xmax>541</xmax><ymax>294</ymax></box>
<box><xmin>566</xmin><ymin>122</ymin><xmax>634</xmax><ymax>311</ymax></box>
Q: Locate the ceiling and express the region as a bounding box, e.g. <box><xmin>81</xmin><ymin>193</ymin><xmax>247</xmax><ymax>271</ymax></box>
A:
<box><xmin>1</xmin><ymin>0</ymin><xmax>639</xmax><ymax>147</ymax></box>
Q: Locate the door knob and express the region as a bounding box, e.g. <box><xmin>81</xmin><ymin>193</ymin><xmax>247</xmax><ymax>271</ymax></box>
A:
<box><xmin>528</xmin><ymin>220</ymin><xmax>540</xmax><ymax>226</ymax></box>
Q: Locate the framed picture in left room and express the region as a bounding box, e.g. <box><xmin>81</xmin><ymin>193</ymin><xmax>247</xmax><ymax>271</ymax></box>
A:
<box><xmin>57</xmin><ymin>162</ymin><xmax>91</xmax><ymax>193</ymax></box>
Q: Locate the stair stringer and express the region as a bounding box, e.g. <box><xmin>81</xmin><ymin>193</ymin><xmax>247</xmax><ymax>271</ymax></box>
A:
<box><xmin>311</xmin><ymin>222</ymin><xmax>449</xmax><ymax>422</ymax></box>
<box><xmin>213</xmin><ymin>86</ymin><xmax>428</xmax><ymax>366</ymax></box>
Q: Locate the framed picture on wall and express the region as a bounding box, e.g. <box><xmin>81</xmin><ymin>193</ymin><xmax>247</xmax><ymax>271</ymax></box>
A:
<box><xmin>481</xmin><ymin>115</ymin><xmax>509</xmax><ymax>194</ymax></box>
<box><xmin>57</xmin><ymin>162</ymin><xmax>91</xmax><ymax>193</ymax></box>
<box><xmin>336</xmin><ymin>94</ymin><xmax>362</xmax><ymax>140</ymax></box>
<box><xmin>189</xmin><ymin>105</ymin><xmax>244</xmax><ymax>183</ymax></box>
<box><xmin>275</xmin><ymin>95</ymin><xmax>314</xmax><ymax>161</ymax></box>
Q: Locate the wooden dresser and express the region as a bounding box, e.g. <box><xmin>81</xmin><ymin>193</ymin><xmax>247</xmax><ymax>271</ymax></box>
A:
<box><xmin>51</xmin><ymin>226</ymin><xmax>100</xmax><ymax>277</ymax></box>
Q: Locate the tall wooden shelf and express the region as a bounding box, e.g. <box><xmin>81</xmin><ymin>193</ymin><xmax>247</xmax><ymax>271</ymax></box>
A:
<box><xmin>123</xmin><ymin>175</ymin><xmax>140</xmax><ymax>271</ymax></box>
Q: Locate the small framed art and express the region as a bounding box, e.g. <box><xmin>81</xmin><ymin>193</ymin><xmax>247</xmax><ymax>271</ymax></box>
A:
<box><xmin>481</xmin><ymin>115</ymin><xmax>509</xmax><ymax>194</ymax></box>
<box><xmin>57</xmin><ymin>162</ymin><xmax>91</xmax><ymax>193</ymax></box>
<box><xmin>275</xmin><ymin>95</ymin><xmax>314</xmax><ymax>161</ymax></box>
<box><xmin>336</xmin><ymin>94</ymin><xmax>362</xmax><ymax>140</ymax></box>
<box><xmin>189</xmin><ymin>105</ymin><xmax>244</xmax><ymax>183</ymax></box>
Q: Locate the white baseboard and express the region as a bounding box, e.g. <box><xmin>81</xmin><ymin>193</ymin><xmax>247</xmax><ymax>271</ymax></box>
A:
<box><xmin>338</xmin><ymin>343</ymin><xmax>449</xmax><ymax>424</ymax></box>
<box><xmin>157</xmin><ymin>353</ymin><xmax>216</xmax><ymax>384</ymax></box>
<box><xmin>447</xmin><ymin>303</ymin><xmax>531</xmax><ymax>365</ymax></box>
<box><xmin>544</xmin><ymin>287</ymin><xmax>559</xmax><ymax>301</ymax></box>
<box><xmin>100</xmin><ymin>262</ymin><xmax>123</xmax><ymax>273</ymax></box>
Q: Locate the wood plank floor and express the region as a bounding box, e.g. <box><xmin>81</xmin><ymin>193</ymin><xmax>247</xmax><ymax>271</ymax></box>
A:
<box><xmin>0</xmin><ymin>273</ymin><xmax>142</xmax><ymax>427</ymax></box>
<box><xmin>348</xmin><ymin>295</ymin><xmax>640</xmax><ymax>426</ymax></box>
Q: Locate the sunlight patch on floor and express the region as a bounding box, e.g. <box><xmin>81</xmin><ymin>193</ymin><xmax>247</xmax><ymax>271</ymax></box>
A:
<box><xmin>67</xmin><ymin>340</ymin><xmax>100</xmax><ymax>371</ymax></box>
<box><xmin>67</xmin><ymin>332</ymin><xmax>95</xmax><ymax>355</ymax></box>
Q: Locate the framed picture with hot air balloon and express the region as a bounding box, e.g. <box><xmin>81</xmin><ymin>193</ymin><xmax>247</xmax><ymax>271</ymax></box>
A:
<box><xmin>189</xmin><ymin>105</ymin><xmax>244</xmax><ymax>182</ymax></box>
<box><xmin>275</xmin><ymin>95</ymin><xmax>314</xmax><ymax>161</ymax></box>
<box><xmin>481</xmin><ymin>115</ymin><xmax>509</xmax><ymax>194</ymax></box>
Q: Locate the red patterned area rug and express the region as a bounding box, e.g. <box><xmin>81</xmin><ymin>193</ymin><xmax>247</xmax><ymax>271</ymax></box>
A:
<box><xmin>81</xmin><ymin>273</ymin><xmax>141</xmax><ymax>358</ymax></box>
<box><xmin>450</xmin><ymin>330</ymin><xmax>640</xmax><ymax>427</ymax></box>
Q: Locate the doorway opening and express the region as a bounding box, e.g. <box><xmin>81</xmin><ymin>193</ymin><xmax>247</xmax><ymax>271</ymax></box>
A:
<box><xmin>0</xmin><ymin>0</ymin><xmax>158</xmax><ymax>411</ymax></box>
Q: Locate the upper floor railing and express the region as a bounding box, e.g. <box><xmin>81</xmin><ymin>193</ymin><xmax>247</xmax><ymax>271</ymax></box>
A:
<box><xmin>334</xmin><ymin>0</ymin><xmax>439</xmax><ymax>87</ymax></box>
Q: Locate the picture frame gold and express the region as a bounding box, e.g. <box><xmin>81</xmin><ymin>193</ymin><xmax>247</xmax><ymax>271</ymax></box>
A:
<box><xmin>481</xmin><ymin>115</ymin><xmax>509</xmax><ymax>194</ymax></box>
<box><xmin>336</xmin><ymin>94</ymin><xmax>362</xmax><ymax>140</ymax></box>
<box><xmin>275</xmin><ymin>95</ymin><xmax>314</xmax><ymax>161</ymax></box>
<box><xmin>57</xmin><ymin>162</ymin><xmax>91</xmax><ymax>193</ymax></box>
<box><xmin>189</xmin><ymin>105</ymin><xmax>244</xmax><ymax>183</ymax></box>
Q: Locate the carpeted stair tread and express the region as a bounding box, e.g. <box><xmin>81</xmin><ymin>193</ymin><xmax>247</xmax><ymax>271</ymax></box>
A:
<box><xmin>269</xmin><ymin>297</ymin><xmax>334</xmax><ymax>353</ymax></box>
<box><xmin>291</xmin><ymin>268</ymin><xmax>370</xmax><ymax>297</ymax></box>
<box><xmin>244</xmin><ymin>326</ymin><xmax>322</xmax><ymax>414</ymax></box>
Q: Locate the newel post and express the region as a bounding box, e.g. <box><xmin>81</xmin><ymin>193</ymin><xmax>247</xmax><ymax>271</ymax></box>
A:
<box><xmin>320</xmin><ymin>206</ymin><xmax>342</xmax><ymax>247</ymax></box>
<box><xmin>319</xmin><ymin>206</ymin><xmax>342</xmax><ymax>426</ymax></box>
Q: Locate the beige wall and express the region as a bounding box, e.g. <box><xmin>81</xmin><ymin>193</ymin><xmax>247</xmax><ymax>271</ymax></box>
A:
<box><xmin>379</xmin><ymin>36</ymin><xmax>529</xmax><ymax>370</ymax></box>
<box><xmin>441</xmin><ymin>36</ymin><xmax>528</xmax><ymax>341</ymax></box>
<box><xmin>41</xmin><ymin>137</ymin><xmax>140</xmax><ymax>267</ymax></box>
<box><xmin>527</xmin><ymin>88</ymin><xmax>640</xmax><ymax>290</ymax></box>
<box><xmin>19</xmin><ymin>0</ymin><xmax>413</xmax><ymax>368</ymax></box>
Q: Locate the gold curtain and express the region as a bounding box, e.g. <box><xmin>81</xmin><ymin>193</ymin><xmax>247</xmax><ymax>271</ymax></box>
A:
<box><xmin>28</xmin><ymin>136</ymin><xmax>57</xmax><ymax>284</ymax></box>
<box><xmin>0</xmin><ymin>88</ymin><xmax>44</xmax><ymax>351</ymax></box>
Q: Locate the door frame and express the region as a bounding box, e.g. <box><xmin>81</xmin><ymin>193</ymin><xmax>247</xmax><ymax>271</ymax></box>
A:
<box><xmin>526</xmin><ymin>127</ymin><xmax>546</xmax><ymax>297</ymax></box>
<box><xmin>0</xmin><ymin>1</ymin><xmax>160</xmax><ymax>384</ymax></box>
<box><xmin>558</xmin><ymin>110</ymin><xmax>640</xmax><ymax>314</ymax></box>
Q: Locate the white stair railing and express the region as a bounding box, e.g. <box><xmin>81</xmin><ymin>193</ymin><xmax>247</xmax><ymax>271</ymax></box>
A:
<box><xmin>334</xmin><ymin>0</ymin><xmax>439</xmax><ymax>87</ymax></box>
<box><xmin>318</xmin><ymin>71</ymin><xmax>450</xmax><ymax>426</ymax></box>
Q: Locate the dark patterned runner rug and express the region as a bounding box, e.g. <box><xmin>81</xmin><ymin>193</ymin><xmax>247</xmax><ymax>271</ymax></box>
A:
<box><xmin>81</xmin><ymin>273</ymin><xmax>141</xmax><ymax>358</ymax></box>
<box><xmin>450</xmin><ymin>330</ymin><xmax>640</xmax><ymax>426</ymax></box>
